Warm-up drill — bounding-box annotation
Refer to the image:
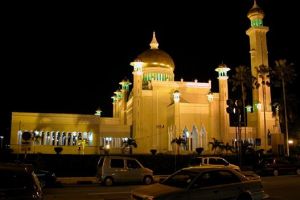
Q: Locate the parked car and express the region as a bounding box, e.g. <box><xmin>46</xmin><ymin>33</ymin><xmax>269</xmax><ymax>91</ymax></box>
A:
<box><xmin>34</xmin><ymin>168</ymin><xmax>57</xmax><ymax>188</ymax></box>
<box><xmin>0</xmin><ymin>162</ymin><xmax>43</xmax><ymax>200</ymax></box>
<box><xmin>13</xmin><ymin>161</ymin><xmax>57</xmax><ymax>188</ymax></box>
<box><xmin>96</xmin><ymin>156</ymin><xmax>153</xmax><ymax>186</ymax></box>
<box><xmin>255</xmin><ymin>157</ymin><xmax>300</xmax><ymax>176</ymax></box>
<box><xmin>189</xmin><ymin>156</ymin><xmax>241</xmax><ymax>171</ymax></box>
<box><xmin>131</xmin><ymin>167</ymin><xmax>267</xmax><ymax>200</ymax></box>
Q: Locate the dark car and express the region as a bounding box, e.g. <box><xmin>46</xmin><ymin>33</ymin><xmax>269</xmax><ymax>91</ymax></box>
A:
<box><xmin>131</xmin><ymin>167</ymin><xmax>268</xmax><ymax>200</ymax></box>
<box><xmin>34</xmin><ymin>169</ymin><xmax>57</xmax><ymax>188</ymax></box>
<box><xmin>255</xmin><ymin>157</ymin><xmax>300</xmax><ymax>176</ymax></box>
<box><xmin>13</xmin><ymin>161</ymin><xmax>57</xmax><ymax>188</ymax></box>
<box><xmin>0</xmin><ymin>163</ymin><xmax>43</xmax><ymax>200</ymax></box>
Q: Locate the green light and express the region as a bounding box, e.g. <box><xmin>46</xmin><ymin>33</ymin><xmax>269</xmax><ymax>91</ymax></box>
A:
<box><xmin>251</xmin><ymin>19</ymin><xmax>263</xmax><ymax>27</ymax></box>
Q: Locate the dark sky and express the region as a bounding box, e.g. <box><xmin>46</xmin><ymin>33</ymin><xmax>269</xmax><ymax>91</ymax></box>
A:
<box><xmin>1</xmin><ymin>0</ymin><xmax>299</xmax><ymax>139</ymax></box>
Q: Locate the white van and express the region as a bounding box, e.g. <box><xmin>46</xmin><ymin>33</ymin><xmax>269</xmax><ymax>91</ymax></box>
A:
<box><xmin>96</xmin><ymin>156</ymin><xmax>153</xmax><ymax>186</ymax></box>
<box><xmin>190</xmin><ymin>156</ymin><xmax>241</xmax><ymax>171</ymax></box>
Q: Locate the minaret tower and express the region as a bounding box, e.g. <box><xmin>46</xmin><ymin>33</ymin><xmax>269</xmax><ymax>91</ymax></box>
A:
<box><xmin>119</xmin><ymin>78</ymin><xmax>131</xmax><ymax>124</ymax></box>
<box><xmin>246</xmin><ymin>0</ymin><xmax>273</xmax><ymax>150</ymax></box>
<box><xmin>215</xmin><ymin>63</ymin><xmax>230</xmax><ymax>142</ymax></box>
<box><xmin>130</xmin><ymin>60</ymin><xmax>144</xmax><ymax>139</ymax></box>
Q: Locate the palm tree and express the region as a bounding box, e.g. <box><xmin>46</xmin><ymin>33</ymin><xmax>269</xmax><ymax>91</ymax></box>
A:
<box><xmin>230</xmin><ymin>65</ymin><xmax>254</xmax><ymax>139</ymax></box>
<box><xmin>122</xmin><ymin>138</ymin><xmax>137</xmax><ymax>154</ymax></box>
<box><xmin>254</xmin><ymin>64</ymin><xmax>271</xmax><ymax>150</ymax></box>
<box><xmin>272</xmin><ymin>59</ymin><xmax>296</xmax><ymax>156</ymax></box>
<box><xmin>171</xmin><ymin>136</ymin><xmax>187</xmax><ymax>155</ymax></box>
<box><xmin>208</xmin><ymin>138</ymin><xmax>223</xmax><ymax>154</ymax></box>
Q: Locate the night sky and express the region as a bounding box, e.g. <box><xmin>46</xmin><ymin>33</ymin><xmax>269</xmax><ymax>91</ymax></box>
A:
<box><xmin>1</xmin><ymin>0</ymin><xmax>299</xmax><ymax>140</ymax></box>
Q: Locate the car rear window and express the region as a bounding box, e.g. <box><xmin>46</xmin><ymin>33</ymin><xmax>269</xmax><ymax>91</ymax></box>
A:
<box><xmin>190</xmin><ymin>158</ymin><xmax>202</xmax><ymax>166</ymax></box>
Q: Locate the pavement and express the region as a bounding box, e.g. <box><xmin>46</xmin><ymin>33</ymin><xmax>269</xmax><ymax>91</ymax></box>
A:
<box><xmin>56</xmin><ymin>175</ymin><xmax>168</xmax><ymax>185</ymax></box>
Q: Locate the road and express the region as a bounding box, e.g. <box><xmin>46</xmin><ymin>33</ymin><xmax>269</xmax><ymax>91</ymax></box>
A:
<box><xmin>44</xmin><ymin>175</ymin><xmax>300</xmax><ymax>200</ymax></box>
<box><xmin>262</xmin><ymin>175</ymin><xmax>300</xmax><ymax>200</ymax></box>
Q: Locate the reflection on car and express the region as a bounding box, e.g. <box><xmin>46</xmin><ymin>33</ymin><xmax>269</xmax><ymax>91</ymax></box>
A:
<box><xmin>131</xmin><ymin>167</ymin><xmax>267</xmax><ymax>200</ymax></box>
<box><xmin>0</xmin><ymin>162</ymin><xmax>43</xmax><ymax>200</ymax></box>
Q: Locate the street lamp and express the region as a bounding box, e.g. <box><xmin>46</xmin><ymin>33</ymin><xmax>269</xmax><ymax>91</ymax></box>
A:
<box><xmin>95</xmin><ymin>107</ymin><xmax>102</xmax><ymax>153</ymax></box>
<box><xmin>0</xmin><ymin>136</ymin><xmax>4</xmax><ymax>149</ymax></box>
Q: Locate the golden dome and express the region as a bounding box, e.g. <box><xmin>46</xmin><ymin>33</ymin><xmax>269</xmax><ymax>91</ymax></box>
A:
<box><xmin>136</xmin><ymin>49</ymin><xmax>175</xmax><ymax>70</ymax></box>
<box><xmin>135</xmin><ymin>32</ymin><xmax>175</xmax><ymax>70</ymax></box>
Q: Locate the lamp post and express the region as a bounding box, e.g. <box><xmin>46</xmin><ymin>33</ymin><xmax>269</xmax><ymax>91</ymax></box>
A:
<box><xmin>95</xmin><ymin>107</ymin><xmax>102</xmax><ymax>154</ymax></box>
<box><xmin>0</xmin><ymin>136</ymin><xmax>4</xmax><ymax>149</ymax></box>
<box><xmin>226</xmin><ymin>99</ymin><xmax>242</xmax><ymax>167</ymax></box>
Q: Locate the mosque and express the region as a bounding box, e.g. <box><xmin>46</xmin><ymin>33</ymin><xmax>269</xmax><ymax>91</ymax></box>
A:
<box><xmin>10</xmin><ymin>1</ymin><xmax>284</xmax><ymax>155</ymax></box>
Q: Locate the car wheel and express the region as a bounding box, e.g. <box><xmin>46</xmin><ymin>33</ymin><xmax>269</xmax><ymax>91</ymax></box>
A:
<box><xmin>296</xmin><ymin>168</ymin><xmax>300</xmax><ymax>175</ymax></box>
<box><xmin>273</xmin><ymin>169</ymin><xmax>279</xmax><ymax>176</ymax></box>
<box><xmin>104</xmin><ymin>177</ymin><xmax>113</xmax><ymax>186</ymax></box>
<box><xmin>143</xmin><ymin>176</ymin><xmax>153</xmax><ymax>185</ymax></box>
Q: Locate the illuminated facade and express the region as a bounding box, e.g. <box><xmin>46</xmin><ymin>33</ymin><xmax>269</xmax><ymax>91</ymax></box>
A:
<box><xmin>10</xmin><ymin>1</ymin><xmax>281</xmax><ymax>155</ymax></box>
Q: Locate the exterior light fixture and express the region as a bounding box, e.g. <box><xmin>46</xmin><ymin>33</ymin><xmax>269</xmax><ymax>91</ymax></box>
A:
<box><xmin>95</xmin><ymin>108</ymin><xmax>102</xmax><ymax>116</ymax></box>
<box><xmin>130</xmin><ymin>60</ymin><xmax>144</xmax><ymax>74</ymax></box>
<box><xmin>256</xmin><ymin>102</ymin><xmax>262</xmax><ymax>110</ymax></box>
<box><xmin>207</xmin><ymin>90</ymin><xmax>214</xmax><ymax>102</ymax></box>
<box><xmin>173</xmin><ymin>90</ymin><xmax>180</xmax><ymax>103</ymax></box>
<box><xmin>245</xmin><ymin>105</ymin><xmax>252</xmax><ymax>113</ymax></box>
<box><xmin>288</xmin><ymin>140</ymin><xmax>293</xmax><ymax>145</ymax></box>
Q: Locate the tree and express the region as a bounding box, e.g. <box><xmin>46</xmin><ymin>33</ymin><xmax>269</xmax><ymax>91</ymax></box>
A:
<box><xmin>254</xmin><ymin>64</ymin><xmax>271</xmax><ymax>150</ymax></box>
<box><xmin>272</xmin><ymin>59</ymin><xmax>296</xmax><ymax>156</ymax></box>
<box><xmin>208</xmin><ymin>138</ymin><xmax>223</xmax><ymax>154</ymax></box>
<box><xmin>171</xmin><ymin>136</ymin><xmax>187</xmax><ymax>155</ymax></box>
<box><xmin>230</xmin><ymin>65</ymin><xmax>254</xmax><ymax>128</ymax></box>
<box><xmin>122</xmin><ymin>138</ymin><xmax>137</xmax><ymax>154</ymax></box>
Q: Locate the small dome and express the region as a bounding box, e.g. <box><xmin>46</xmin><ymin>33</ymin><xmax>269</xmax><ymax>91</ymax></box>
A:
<box><xmin>247</xmin><ymin>0</ymin><xmax>264</xmax><ymax>18</ymax></box>
<box><xmin>135</xmin><ymin>32</ymin><xmax>175</xmax><ymax>70</ymax></box>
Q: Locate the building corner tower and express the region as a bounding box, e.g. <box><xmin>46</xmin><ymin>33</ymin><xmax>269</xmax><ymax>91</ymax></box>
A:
<box><xmin>130</xmin><ymin>61</ymin><xmax>144</xmax><ymax>141</ymax></box>
<box><xmin>215</xmin><ymin>63</ymin><xmax>230</xmax><ymax>143</ymax></box>
<box><xmin>246</xmin><ymin>0</ymin><xmax>273</xmax><ymax>150</ymax></box>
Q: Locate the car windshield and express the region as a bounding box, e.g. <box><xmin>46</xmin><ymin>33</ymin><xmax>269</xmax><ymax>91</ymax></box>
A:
<box><xmin>161</xmin><ymin>170</ymin><xmax>198</xmax><ymax>189</ymax></box>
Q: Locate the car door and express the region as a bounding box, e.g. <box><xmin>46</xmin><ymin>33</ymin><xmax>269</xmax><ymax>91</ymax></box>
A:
<box><xmin>189</xmin><ymin>170</ymin><xmax>242</xmax><ymax>200</ymax></box>
<box><xmin>109</xmin><ymin>158</ymin><xmax>127</xmax><ymax>183</ymax></box>
<box><xmin>213</xmin><ymin>170</ymin><xmax>243</xmax><ymax>199</ymax></box>
<box><xmin>126</xmin><ymin>159</ymin><xmax>143</xmax><ymax>182</ymax></box>
<box><xmin>188</xmin><ymin>172</ymin><xmax>222</xmax><ymax>200</ymax></box>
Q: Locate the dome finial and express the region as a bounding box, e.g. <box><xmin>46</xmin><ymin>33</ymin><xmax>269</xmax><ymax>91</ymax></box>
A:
<box><xmin>253</xmin><ymin>0</ymin><xmax>258</xmax><ymax>8</ymax></box>
<box><xmin>150</xmin><ymin>31</ymin><xmax>159</xmax><ymax>49</ymax></box>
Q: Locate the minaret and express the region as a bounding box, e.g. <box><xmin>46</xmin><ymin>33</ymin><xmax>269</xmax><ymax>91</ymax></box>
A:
<box><xmin>246</xmin><ymin>0</ymin><xmax>273</xmax><ymax>150</ymax></box>
<box><xmin>130</xmin><ymin>60</ymin><xmax>144</xmax><ymax>139</ymax></box>
<box><xmin>111</xmin><ymin>95</ymin><xmax>117</xmax><ymax>117</ymax></box>
<box><xmin>215</xmin><ymin>63</ymin><xmax>230</xmax><ymax>142</ymax></box>
<box><xmin>119</xmin><ymin>78</ymin><xmax>132</xmax><ymax>124</ymax></box>
<box><xmin>113</xmin><ymin>89</ymin><xmax>122</xmax><ymax>118</ymax></box>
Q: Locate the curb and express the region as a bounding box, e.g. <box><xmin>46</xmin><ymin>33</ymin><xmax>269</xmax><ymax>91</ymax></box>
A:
<box><xmin>56</xmin><ymin>175</ymin><xmax>169</xmax><ymax>185</ymax></box>
<box><xmin>57</xmin><ymin>177</ymin><xmax>97</xmax><ymax>184</ymax></box>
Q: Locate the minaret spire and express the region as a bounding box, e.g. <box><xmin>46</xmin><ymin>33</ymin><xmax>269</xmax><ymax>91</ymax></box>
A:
<box><xmin>253</xmin><ymin>0</ymin><xmax>258</xmax><ymax>8</ymax></box>
<box><xmin>150</xmin><ymin>31</ymin><xmax>159</xmax><ymax>49</ymax></box>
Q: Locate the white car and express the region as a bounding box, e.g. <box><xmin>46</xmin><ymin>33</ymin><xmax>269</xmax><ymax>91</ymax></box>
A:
<box><xmin>190</xmin><ymin>156</ymin><xmax>241</xmax><ymax>171</ymax></box>
<box><xmin>131</xmin><ymin>167</ymin><xmax>267</xmax><ymax>200</ymax></box>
